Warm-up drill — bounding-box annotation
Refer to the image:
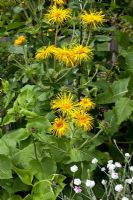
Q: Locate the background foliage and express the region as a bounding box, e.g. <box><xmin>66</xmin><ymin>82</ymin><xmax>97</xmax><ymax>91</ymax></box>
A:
<box><xmin>0</xmin><ymin>0</ymin><xmax>133</xmax><ymax>199</ymax></box>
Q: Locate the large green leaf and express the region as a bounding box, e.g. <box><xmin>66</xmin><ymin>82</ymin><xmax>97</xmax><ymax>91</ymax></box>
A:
<box><xmin>0</xmin><ymin>177</ymin><xmax>29</xmax><ymax>194</ymax></box>
<box><xmin>2</xmin><ymin>128</ymin><xmax>28</xmax><ymax>150</ymax></box>
<box><xmin>114</xmin><ymin>97</ymin><xmax>133</xmax><ymax>125</ymax></box>
<box><xmin>31</xmin><ymin>180</ymin><xmax>55</xmax><ymax>200</ymax></box>
<box><xmin>13</xmin><ymin>166</ymin><xmax>33</xmax><ymax>185</ymax></box>
<box><xmin>16</xmin><ymin>85</ymin><xmax>36</xmax><ymax>109</ymax></box>
<box><xmin>96</xmin><ymin>78</ymin><xmax>130</xmax><ymax>104</ymax></box>
<box><xmin>12</xmin><ymin>144</ymin><xmax>35</xmax><ymax>168</ymax></box>
<box><xmin>122</xmin><ymin>15</ymin><xmax>133</xmax><ymax>25</ymax></box>
<box><xmin>6</xmin><ymin>22</ymin><xmax>25</xmax><ymax>31</ymax></box>
<box><xmin>125</xmin><ymin>49</ymin><xmax>133</xmax><ymax>70</ymax></box>
<box><xmin>0</xmin><ymin>155</ymin><xmax>12</xmax><ymax>179</ymax></box>
<box><xmin>29</xmin><ymin>157</ymin><xmax>57</xmax><ymax>180</ymax></box>
<box><xmin>8</xmin><ymin>195</ymin><xmax>22</xmax><ymax>200</ymax></box>
<box><xmin>94</xmin><ymin>35</ymin><xmax>111</xmax><ymax>42</ymax></box>
<box><xmin>26</xmin><ymin>117</ymin><xmax>51</xmax><ymax>134</ymax></box>
<box><xmin>0</xmin><ymin>139</ymin><xmax>10</xmax><ymax>156</ymax></box>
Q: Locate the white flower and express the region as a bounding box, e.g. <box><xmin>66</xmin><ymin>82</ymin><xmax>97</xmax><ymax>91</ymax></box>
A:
<box><xmin>86</xmin><ymin>180</ymin><xmax>95</xmax><ymax>188</ymax></box>
<box><xmin>111</xmin><ymin>172</ymin><xmax>119</xmax><ymax>179</ymax></box>
<box><xmin>125</xmin><ymin>153</ymin><xmax>130</xmax><ymax>157</ymax></box>
<box><xmin>122</xmin><ymin>197</ymin><xmax>129</xmax><ymax>200</ymax></box>
<box><xmin>91</xmin><ymin>158</ymin><xmax>98</xmax><ymax>164</ymax></box>
<box><xmin>101</xmin><ymin>179</ymin><xmax>107</xmax><ymax>185</ymax></box>
<box><xmin>70</xmin><ymin>165</ymin><xmax>78</xmax><ymax>173</ymax></box>
<box><xmin>125</xmin><ymin>178</ymin><xmax>132</xmax><ymax>184</ymax></box>
<box><xmin>115</xmin><ymin>184</ymin><xmax>123</xmax><ymax>192</ymax></box>
<box><xmin>129</xmin><ymin>166</ymin><xmax>133</xmax><ymax>172</ymax></box>
<box><xmin>108</xmin><ymin>160</ymin><xmax>113</xmax><ymax>164</ymax></box>
<box><xmin>115</xmin><ymin>162</ymin><xmax>122</xmax><ymax>168</ymax></box>
<box><xmin>101</xmin><ymin>167</ymin><xmax>106</xmax><ymax>172</ymax></box>
<box><xmin>74</xmin><ymin>178</ymin><xmax>81</xmax><ymax>186</ymax></box>
<box><xmin>107</xmin><ymin>163</ymin><xmax>116</xmax><ymax>171</ymax></box>
<box><xmin>74</xmin><ymin>186</ymin><xmax>82</xmax><ymax>193</ymax></box>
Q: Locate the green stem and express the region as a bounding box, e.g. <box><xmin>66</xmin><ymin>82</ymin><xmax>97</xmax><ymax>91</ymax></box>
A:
<box><xmin>71</xmin><ymin>12</ymin><xmax>76</xmax><ymax>42</ymax></box>
<box><xmin>32</xmin><ymin>137</ymin><xmax>39</xmax><ymax>161</ymax></box>
<box><xmin>78</xmin><ymin>129</ymin><xmax>103</xmax><ymax>150</ymax></box>
<box><xmin>23</xmin><ymin>45</ymin><xmax>28</xmax><ymax>67</ymax></box>
<box><xmin>77</xmin><ymin>0</ymin><xmax>83</xmax><ymax>100</ymax></box>
<box><xmin>86</xmin><ymin>31</ymin><xmax>92</xmax><ymax>46</ymax></box>
<box><xmin>82</xmin><ymin>67</ymin><xmax>98</xmax><ymax>86</ymax></box>
<box><xmin>55</xmin><ymin>68</ymin><xmax>72</xmax><ymax>83</ymax></box>
<box><xmin>55</xmin><ymin>25</ymin><xmax>59</xmax><ymax>46</ymax></box>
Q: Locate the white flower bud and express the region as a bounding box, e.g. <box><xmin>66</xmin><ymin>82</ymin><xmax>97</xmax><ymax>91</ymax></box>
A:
<box><xmin>107</xmin><ymin>163</ymin><xmax>116</xmax><ymax>171</ymax></box>
<box><xmin>101</xmin><ymin>179</ymin><xmax>107</xmax><ymax>185</ymax></box>
<box><xmin>125</xmin><ymin>153</ymin><xmax>130</xmax><ymax>157</ymax></box>
<box><xmin>129</xmin><ymin>166</ymin><xmax>133</xmax><ymax>172</ymax></box>
<box><xmin>115</xmin><ymin>162</ymin><xmax>122</xmax><ymax>168</ymax></box>
<box><xmin>101</xmin><ymin>167</ymin><xmax>106</xmax><ymax>172</ymax></box>
<box><xmin>74</xmin><ymin>178</ymin><xmax>81</xmax><ymax>186</ymax></box>
<box><xmin>108</xmin><ymin>160</ymin><xmax>113</xmax><ymax>164</ymax></box>
<box><xmin>122</xmin><ymin>197</ymin><xmax>129</xmax><ymax>200</ymax></box>
<box><xmin>70</xmin><ymin>165</ymin><xmax>78</xmax><ymax>173</ymax></box>
<box><xmin>125</xmin><ymin>178</ymin><xmax>132</xmax><ymax>184</ymax></box>
<box><xmin>86</xmin><ymin>180</ymin><xmax>95</xmax><ymax>188</ymax></box>
<box><xmin>115</xmin><ymin>184</ymin><xmax>123</xmax><ymax>192</ymax></box>
<box><xmin>91</xmin><ymin>158</ymin><xmax>98</xmax><ymax>164</ymax></box>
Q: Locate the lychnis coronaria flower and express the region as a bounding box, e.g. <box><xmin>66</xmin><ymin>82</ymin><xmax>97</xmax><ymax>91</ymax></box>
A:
<box><xmin>70</xmin><ymin>165</ymin><xmax>78</xmax><ymax>173</ymax></box>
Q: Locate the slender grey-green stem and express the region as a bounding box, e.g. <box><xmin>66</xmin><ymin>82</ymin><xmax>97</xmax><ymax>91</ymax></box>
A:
<box><xmin>78</xmin><ymin>129</ymin><xmax>103</xmax><ymax>150</ymax></box>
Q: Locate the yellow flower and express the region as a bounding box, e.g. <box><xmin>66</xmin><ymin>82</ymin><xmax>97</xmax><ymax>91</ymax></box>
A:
<box><xmin>54</xmin><ymin>47</ymin><xmax>75</xmax><ymax>67</ymax></box>
<box><xmin>53</xmin><ymin>0</ymin><xmax>66</xmax><ymax>5</ymax></box>
<box><xmin>51</xmin><ymin>117</ymin><xmax>69</xmax><ymax>137</ymax></box>
<box><xmin>14</xmin><ymin>35</ymin><xmax>26</xmax><ymax>46</ymax></box>
<box><xmin>80</xmin><ymin>10</ymin><xmax>105</xmax><ymax>29</ymax></box>
<box><xmin>51</xmin><ymin>92</ymin><xmax>76</xmax><ymax>116</ymax></box>
<box><xmin>53</xmin><ymin>45</ymin><xmax>93</xmax><ymax>67</ymax></box>
<box><xmin>35</xmin><ymin>45</ymin><xmax>56</xmax><ymax>60</ymax></box>
<box><xmin>73</xmin><ymin>45</ymin><xmax>93</xmax><ymax>63</ymax></box>
<box><xmin>44</xmin><ymin>5</ymin><xmax>72</xmax><ymax>24</ymax></box>
<box><xmin>73</xmin><ymin>110</ymin><xmax>93</xmax><ymax>131</ymax></box>
<box><xmin>78</xmin><ymin>97</ymin><xmax>95</xmax><ymax>111</ymax></box>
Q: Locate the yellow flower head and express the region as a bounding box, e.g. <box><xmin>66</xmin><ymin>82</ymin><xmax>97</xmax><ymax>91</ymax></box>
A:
<box><xmin>78</xmin><ymin>97</ymin><xmax>95</xmax><ymax>111</ymax></box>
<box><xmin>53</xmin><ymin>0</ymin><xmax>66</xmax><ymax>5</ymax></box>
<box><xmin>73</xmin><ymin>110</ymin><xmax>94</xmax><ymax>131</ymax></box>
<box><xmin>51</xmin><ymin>117</ymin><xmax>69</xmax><ymax>137</ymax></box>
<box><xmin>73</xmin><ymin>45</ymin><xmax>93</xmax><ymax>63</ymax></box>
<box><xmin>14</xmin><ymin>35</ymin><xmax>26</xmax><ymax>46</ymax></box>
<box><xmin>35</xmin><ymin>45</ymin><xmax>56</xmax><ymax>60</ymax></box>
<box><xmin>80</xmin><ymin>10</ymin><xmax>105</xmax><ymax>29</ymax></box>
<box><xmin>54</xmin><ymin>47</ymin><xmax>75</xmax><ymax>67</ymax></box>
<box><xmin>51</xmin><ymin>92</ymin><xmax>76</xmax><ymax>116</ymax></box>
<box><xmin>44</xmin><ymin>5</ymin><xmax>72</xmax><ymax>24</ymax></box>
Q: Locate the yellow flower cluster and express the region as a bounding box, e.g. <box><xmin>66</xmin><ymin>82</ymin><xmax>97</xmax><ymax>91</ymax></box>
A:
<box><xmin>35</xmin><ymin>44</ymin><xmax>93</xmax><ymax>67</ymax></box>
<box><xmin>14</xmin><ymin>35</ymin><xmax>26</xmax><ymax>46</ymax></box>
<box><xmin>44</xmin><ymin>3</ymin><xmax>105</xmax><ymax>28</ymax></box>
<box><xmin>50</xmin><ymin>92</ymin><xmax>95</xmax><ymax>137</ymax></box>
